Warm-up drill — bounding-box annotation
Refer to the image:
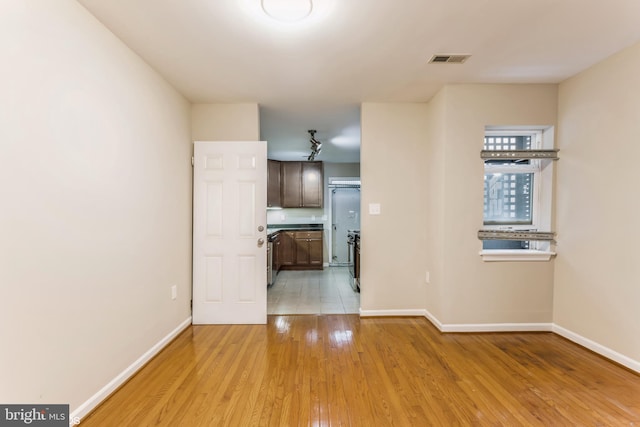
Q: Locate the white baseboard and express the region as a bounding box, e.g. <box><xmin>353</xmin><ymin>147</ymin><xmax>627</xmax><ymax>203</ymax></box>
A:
<box><xmin>423</xmin><ymin>310</ymin><xmax>639</xmax><ymax>374</ymax></box>
<box><xmin>359</xmin><ymin>308</ymin><xmax>428</xmax><ymax>317</ymax></box>
<box><xmin>424</xmin><ymin>310</ymin><xmax>444</xmax><ymax>331</ymax></box>
<box><xmin>439</xmin><ymin>322</ymin><xmax>553</xmax><ymax>333</ymax></box>
<box><xmin>71</xmin><ymin>317</ymin><xmax>192</xmax><ymax>425</ymax></box>
<box><xmin>423</xmin><ymin>309</ymin><xmax>552</xmax><ymax>333</ymax></box>
<box><xmin>361</xmin><ymin>309</ymin><xmax>552</xmax><ymax>333</ymax></box>
<box><xmin>552</xmin><ymin>324</ymin><xmax>640</xmax><ymax>374</ymax></box>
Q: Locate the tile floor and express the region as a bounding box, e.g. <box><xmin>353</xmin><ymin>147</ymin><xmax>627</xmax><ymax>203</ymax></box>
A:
<box><xmin>267</xmin><ymin>266</ymin><xmax>360</xmax><ymax>314</ymax></box>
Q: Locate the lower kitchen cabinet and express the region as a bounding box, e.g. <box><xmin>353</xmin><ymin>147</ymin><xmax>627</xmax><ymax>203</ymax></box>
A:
<box><xmin>276</xmin><ymin>231</ymin><xmax>295</xmax><ymax>269</ymax></box>
<box><xmin>294</xmin><ymin>231</ymin><xmax>323</xmax><ymax>268</ymax></box>
<box><xmin>274</xmin><ymin>230</ymin><xmax>323</xmax><ymax>271</ymax></box>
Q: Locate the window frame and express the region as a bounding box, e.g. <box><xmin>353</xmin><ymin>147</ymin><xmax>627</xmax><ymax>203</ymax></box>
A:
<box><xmin>483</xmin><ymin>130</ymin><xmax>542</xmax><ymax>232</ymax></box>
<box><xmin>480</xmin><ymin>127</ymin><xmax>556</xmax><ymax>259</ymax></box>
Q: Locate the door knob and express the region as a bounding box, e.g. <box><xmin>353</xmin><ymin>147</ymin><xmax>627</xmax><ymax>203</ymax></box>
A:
<box><xmin>258</xmin><ymin>225</ymin><xmax>264</xmax><ymax>232</ymax></box>
<box><xmin>257</xmin><ymin>238</ymin><xmax>265</xmax><ymax>247</ymax></box>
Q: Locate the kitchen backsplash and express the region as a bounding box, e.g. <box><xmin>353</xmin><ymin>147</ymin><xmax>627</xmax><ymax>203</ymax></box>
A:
<box><xmin>267</xmin><ymin>208</ymin><xmax>327</xmax><ymax>225</ymax></box>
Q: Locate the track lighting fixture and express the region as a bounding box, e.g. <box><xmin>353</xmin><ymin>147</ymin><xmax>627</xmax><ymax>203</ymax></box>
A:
<box><xmin>308</xmin><ymin>129</ymin><xmax>322</xmax><ymax>161</ymax></box>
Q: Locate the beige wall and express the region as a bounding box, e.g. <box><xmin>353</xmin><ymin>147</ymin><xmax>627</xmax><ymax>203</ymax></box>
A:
<box><xmin>360</xmin><ymin>103</ymin><xmax>430</xmax><ymax>312</ymax></box>
<box><xmin>361</xmin><ymin>86</ymin><xmax>558</xmax><ymax>323</ymax></box>
<box><xmin>437</xmin><ymin>84</ymin><xmax>558</xmax><ymax>325</ymax></box>
<box><xmin>555</xmin><ymin>42</ymin><xmax>640</xmax><ymax>362</ymax></box>
<box><xmin>0</xmin><ymin>0</ymin><xmax>192</xmax><ymax>413</ymax></box>
<box><xmin>192</xmin><ymin>103</ymin><xmax>260</xmax><ymax>141</ymax></box>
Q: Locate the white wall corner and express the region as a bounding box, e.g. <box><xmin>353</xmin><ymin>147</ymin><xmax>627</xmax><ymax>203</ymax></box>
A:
<box><xmin>71</xmin><ymin>317</ymin><xmax>192</xmax><ymax>424</ymax></box>
<box><xmin>424</xmin><ymin>309</ymin><xmax>445</xmax><ymax>332</ymax></box>
<box><xmin>424</xmin><ymin>312</ymin><xmax>639</xmax><ymax>374</ymax></box>
<box><xmin>552</xmin><ymin>324</ymin><xmax>640</xmax><ymax>374</ymax></box>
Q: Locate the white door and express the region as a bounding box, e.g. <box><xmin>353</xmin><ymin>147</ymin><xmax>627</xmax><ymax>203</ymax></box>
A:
<box><xmin>192</xmin><ymin>141</ymin><xmax>267</xmax><ymax>324</ymax></box>
<box><xmin>331</xmin><ymin>187</ymin><xmax>360</xmax><ymax>264</ymax></box>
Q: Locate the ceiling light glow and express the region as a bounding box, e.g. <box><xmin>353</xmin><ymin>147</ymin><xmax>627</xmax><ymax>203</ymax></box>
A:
<box><xmin>330</xmin><ymin>124</ymin><xmax>360</xmax><ymax>147</ymax></box>
<box><xmin>330</xmin><ymin>136</ymin><xmax>360</xmax><ymax>147</ymax></box>
<box><xmin>261</xmin><ymin>0</ymin><xmax>313</xmax><ymax>22</ymax></box>
<box><xmin>241</xmin><ymin>0</ymin><xmax>334</xmax><ymax>30</ymax></box>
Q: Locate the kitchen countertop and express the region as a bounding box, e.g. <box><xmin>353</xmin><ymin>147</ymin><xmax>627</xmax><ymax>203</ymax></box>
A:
<box><xmin>267</xmin><ymin>223</ymin><xmax>323</xmax><ymax>236</ymax></box>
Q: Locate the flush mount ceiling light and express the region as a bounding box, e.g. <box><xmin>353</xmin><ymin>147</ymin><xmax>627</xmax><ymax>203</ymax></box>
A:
<box><xmin>241</xmin><ymin>0</ymin><xmax>334</xmax><ymax>29</ymax></box>
<box><xmin>308</xmin><ymin>129</ymin><xmax>322</xmax><ymax>161</ymax></box>
<box><xmin>261</xmin><ymin>0</ymin><xmax>313</xmax><ymax>22</ymax></box>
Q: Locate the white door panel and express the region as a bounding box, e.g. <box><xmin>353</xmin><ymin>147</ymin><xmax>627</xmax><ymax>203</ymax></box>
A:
<box><xmin>331</xmin><ymin>187</ymin><xmax>360</xmax><ymax>264</ymax></box>
<box><xmin>193</xmin><ymin>141</ymin><xmax>267</xmax><ymax>324</ymax></box>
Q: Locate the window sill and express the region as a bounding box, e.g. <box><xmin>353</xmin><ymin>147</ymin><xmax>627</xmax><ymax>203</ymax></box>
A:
<box><xmin>479</xmin><ymin>250</ymin><xmax>556</xmax><ymax>262</ymax></box>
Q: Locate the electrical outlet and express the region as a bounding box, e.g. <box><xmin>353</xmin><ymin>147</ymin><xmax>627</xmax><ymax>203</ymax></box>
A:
<box><xmin>425</xmin><ymin>271</ymin><xmax>430</xmax><ymax>284</ymax></box>
<box><xmin>171</xmin><ymin>285</ymin><xmax>177</xmax><ymax>300</ymax></box>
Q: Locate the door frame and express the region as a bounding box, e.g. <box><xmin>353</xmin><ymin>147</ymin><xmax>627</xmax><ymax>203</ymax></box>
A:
<box><xmin>328</xmin><ymin>177</ymin><xmax>361</xmax><ymax>266</ymax></box>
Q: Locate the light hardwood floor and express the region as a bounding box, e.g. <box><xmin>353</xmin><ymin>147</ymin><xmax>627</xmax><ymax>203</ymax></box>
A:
<box><xmin>80</xmin><ymin>315</ymin><xmax>640</xmax><ymax>426</ymax></box>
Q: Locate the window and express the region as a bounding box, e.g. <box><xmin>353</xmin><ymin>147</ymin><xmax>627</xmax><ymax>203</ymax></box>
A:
<box><xmin>479</xmin><ymin>127</ymin><xmax>557</xmax><ymax>261</ymax></box>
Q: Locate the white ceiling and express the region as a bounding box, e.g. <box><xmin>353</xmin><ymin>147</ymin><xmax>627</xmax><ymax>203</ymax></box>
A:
<box><xmin>78</xmin><ymin>0</ymin><xmax>640</xmax><ymax>162</ymax></box>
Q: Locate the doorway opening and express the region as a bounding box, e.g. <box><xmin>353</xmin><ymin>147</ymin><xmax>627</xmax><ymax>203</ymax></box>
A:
<box><xmin>266</xmin><ymin>176</ymin><xmax>361</xmax><ymax>315</ymax></box>
<box><xmin>329</xmin><ymin>179</ymin><xmax>361</xmax><ymax>266</ymax></box>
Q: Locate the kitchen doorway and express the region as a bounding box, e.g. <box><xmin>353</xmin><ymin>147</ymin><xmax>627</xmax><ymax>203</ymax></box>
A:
<box><xmin>266</xmin><ymin>177</ymin><xmax>361</xmax><ymax>315</ymax></box>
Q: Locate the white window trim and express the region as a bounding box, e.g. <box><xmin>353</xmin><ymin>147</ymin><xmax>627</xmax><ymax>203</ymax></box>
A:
<box><xmin>479</xmin><ymin>249</ymin><xmax>556</xmax><ymax>262</ymax></box>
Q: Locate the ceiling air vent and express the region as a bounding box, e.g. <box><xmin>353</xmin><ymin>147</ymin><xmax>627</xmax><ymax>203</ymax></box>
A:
<box><xmin>429</xmin><ymin>54</ymin><xmax>470</xmax><ymax>64</ymax></box>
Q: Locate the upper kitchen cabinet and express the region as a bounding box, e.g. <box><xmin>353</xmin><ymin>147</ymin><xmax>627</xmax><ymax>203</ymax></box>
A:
<box><xmin>267</xmin><ymin>159</ymin><xmax>281</xmax><ymax>208</ymax></box>
<box><xmin>281</xmin><ymin>161</ymin><xmax>323</xmax><ymax>208</ymax></box>
<box><xmin>301</xmin><ymin>161</ymin><xmax>323</xmax><ymax>207</ymax></box>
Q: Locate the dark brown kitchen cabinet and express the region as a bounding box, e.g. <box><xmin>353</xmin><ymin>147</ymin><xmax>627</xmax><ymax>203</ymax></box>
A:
<box><xmin>281</xmin><ymin>162</ymin><xmax>301</xmax><ymax>208</ymax></box>
<box><xmin>301</xmin><ymin>162</ymin><xmax>323</xmax><ymax>207</ymax></box>
<box><xmin>276</xmin><ymin>230</ymin><xmax>323</xmax><ymax>271</ymax></box>
<box><xmin>281</xmin><ymin>161</ymin><xmax>323</xmax><ymax>208</ymax></box>
<box><xmin>293</xmin><ymin>231</ymin><xmax>323</xmax><ymax>269</ymax></box>
<box><xmin>267</xmin><ymin>160</ymin><xmax>281</xmax><ymax>208</ymax></box>
<box><xmin>276</xmin><ymin>231</ymin><xmax>296</xmax><ymax>268</ymax></box>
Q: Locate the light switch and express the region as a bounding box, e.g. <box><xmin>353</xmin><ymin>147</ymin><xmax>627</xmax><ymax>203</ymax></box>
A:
<box><xmin>369</xmin><ymin>203</ymin><xmax>381</xmax><ymax>215</ymax></box>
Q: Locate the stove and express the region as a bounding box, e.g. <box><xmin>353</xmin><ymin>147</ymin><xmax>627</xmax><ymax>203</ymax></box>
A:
<box><xmin>347</xmin><ymin>230</ymin><xmax>360</xmax><ymax>292</ymax></box>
